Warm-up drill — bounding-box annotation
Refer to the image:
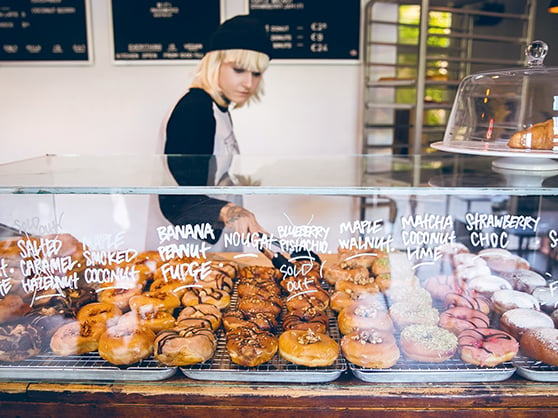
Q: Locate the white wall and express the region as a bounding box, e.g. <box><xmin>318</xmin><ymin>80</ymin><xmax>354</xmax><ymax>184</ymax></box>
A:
<box><xmin>0</xmin><ymin>0</ymin><xmax>363</xmax><ymax>165</ymax></box>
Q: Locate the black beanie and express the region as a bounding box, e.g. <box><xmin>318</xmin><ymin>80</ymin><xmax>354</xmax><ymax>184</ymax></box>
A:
<box><xmin>206</xmin><ymin>15</ymin><xmax>272</xmax><ymax>59</ymax></box>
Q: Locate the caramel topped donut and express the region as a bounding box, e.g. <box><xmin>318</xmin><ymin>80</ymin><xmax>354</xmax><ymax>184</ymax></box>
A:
<box><xmin>341</xmin><ymin>330</ymin><xmax>400</xmax><ymax>368</ymax></box>
<box><xmin>458</xmin><ymin>327</ymin><xmax>519</xmax><ymax>367</ymax></box>
<box><xmin>238</xmin><ymin>294</ymin><xmax>283</xmax><ymax>317</ymax></box>
<box><xmin>282</xmin><ymin>307</ymin><xmax>329</xmax><ymax>334</ymax></box>
<box><xmin>181</xmin><ymin>287</ymin><xmax>231</xmax><ymax>311</ymax></box>
<box><xmin>239</xmin><ymin>279</ymin><xmax>281</xmax><ymax>299</ymax></box>
<box><xmin>278</xmin><ymin>329</ymin><xmax>339</xmax><ymax>367</ymax></box>
<box><xmin>118</xmin><ymin>309</ymin><xmax>176</xmax><ymax>333</ymax></box>
<box><xmin>400</xmin><ymin>324</ymin><xmax>458</xmax><ymax>362</ymax></box>
<box><xmin>330</xmin><ymin>291</ymin><xmax>385</xmax><ymax>313</ymax></box>
<box><xmin>77</xmin><ymin>302</ymin><xmax>122</xmax><ymax>327</ymax></box>
<box><xmin>97</xmin><ymin>284</ymin><xmax>143</xmax><ymax>312</ymax></box>
<box><xmin>129</xmin><ymin>291</ymin><xmax>181</xmax><ymax>315</ymax></box>
<box><xmin>226</xmin><ymin>326</ymin><xmax>278</xmax><ymax>367</ymax></box>
<box><xmin>0</xmin><ymin>323</ymin><xmax>42</xmax><ymax>362</ymax></box>
<box><xmin>240</xmin><ymin>265</ymin><xmax>281</xmax><ymax>281</ymax></box>
<box><xmin>334</xmin><ymin>277</ymin><xmax>379</xmax><ymax>295</ymax></box>
<box><xmin>323</xmin><ymin>263</ymin><xmax>368</xmax><ymax>286</ymax></box>
<box><xmin>155</xmin><ymin>326</ymin><xmax>217</xmax><ymax>366</ymax></box>
<box><xmin>223</xmin><ymin>310</ymin><xmax>278</xmax><ymax>333</ymax></box>
<box><xmin>149</xmin><ymin>279</ymin><xmax>189</xmax><ymax>298</ymax></box>
<box><xmin>285</xmin><ymin>287</ymin><xmax>329</xmax><ymax>313</ymax></box>
<box><xmin>98</xmin><ymin>323</ymin><xmax>155</xmax><ymax>365</ymax></box>
<box><xmin>177</xmin><ymin>303</ymin><xmax>222</xmax><ymax>331</ymax></box>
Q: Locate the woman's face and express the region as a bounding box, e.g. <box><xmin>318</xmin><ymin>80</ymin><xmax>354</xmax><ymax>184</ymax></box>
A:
<box><xmin>218</xmin><ymin>62</ymin><xmax>262</xmax><ymax>105</ymax></box>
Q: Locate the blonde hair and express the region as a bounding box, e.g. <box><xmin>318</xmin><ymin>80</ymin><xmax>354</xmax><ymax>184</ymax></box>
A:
<box><xmin>190</xmin><ymin>49</ymin><xmax>270</xmax><ymax>108</ymax></box>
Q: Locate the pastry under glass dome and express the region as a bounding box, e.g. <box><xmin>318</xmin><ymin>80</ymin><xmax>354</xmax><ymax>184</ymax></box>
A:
<box><xmin>432</xmin><ymin>40</ymin><xmax>558</xmax><ymax>158</ymax></box>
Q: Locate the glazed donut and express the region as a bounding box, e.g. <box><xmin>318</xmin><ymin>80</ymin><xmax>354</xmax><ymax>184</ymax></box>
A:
<box><xmin>338</xmin><ymin>302</ymin><xmax>393</xmax><ymax>335</ymax></box>
<box><xmin>285</xmin><ymin>287</ymin><xmax>329</xmax><ymax>312</ymax></box>
<box><xmin>504</xmin><ymin>269</ymin><xmax>546</xmax><ymax>294</ymax></box>
<box><xmin>97</xmin><ymin>284</ymin><xmax>143</xmax><ymax>312</ymax></box>
<box><xmin>531</xmin><ymin>287</ymin><xmax>558</xmax><ymax>313</ymax></box>
<box><xmin>76</xmin><ymin>302</ymin><xmax>122</xmax><ymax>327</ymax></box>
<box><xmin>444</xmin><ymin>292</ymin><xmax>491</xmax><ymax>315</ymax></box>
<box><xmin>438</xmin><ymin>307</ymin><xmax>490</xmax><ymax>336</ymax></box>
<box><xmin>154</xmin><ymin>326</ymin><xmax>217</xmax><ymax>366</ymax></box>
<box><xmin>133</xmin><ymin>250</ymin><xmax>163</xmax><ymax>274</ymax></box>
<box><xmin>520</xmin><ymin>328</ymin><xmax>558</xmax><ymax>366</ymax></box>
<box><xmin>491</xmin><ymin>289</ymin><xmax>539</xmax><ymax>315</ymax></box>
<box><xmin>334</xmin><ymin>277</ymin><xmax>379</xmax><ymax>295</ymax></box>
<box><xmin>282</xmin><ymin>307</ymin><xmax>329</xmax><ymax>334</ymax></box>
<box><xmin>278</xmin><ymin>329</ymin><xmax>339</xmax><ymax>367</ymax></box>
<box><xmin>209</xmin><ymin>259</ymin><xmax>240</xmax><ymax>279</ymax></box>
<box><xmin>181</xmin><ymin>287</ymin><xmax>231</xmax><ymax>311</ymax></box>
<box><xmin>226</xmin><ymin>326</ymin><xmax>278</xmax><ymax>367</ymax></box>
<box><xmin>149</xmin><ymin>279</ymin><xmax>189</xmax><ymax>298</ymax></box>
<box><xmin>118</xmin><ymin>309</ymin><xmax>176</xmax><ymax>333</ymax></box>
<box><xmin>336</xmin><ymin>247</ymin><xmax>381</xmax><ymax>269</ymax></box>
<box><xmin>0</xmin><ymin>295</ymin><xmax>31</xmax><ymax>324</ymax></box>
<box><xmin>399</xmin><ymin>324</ymin><xmax>458</xmax><ymax>362</ymax></box>
<box><xmin>0</xmin><ymin>323</ymin><xmax>42</xmax><ymax>362</ymax></box>
<box><xmin>98</xmin><ymin>323</ymin><xmax>155</xmax><ymax>365</ymax></box>
<box><xmin>458</xmin><ymin>327</ymin><xmax>519</xmax><ymax>367</ymax></box>
<box><xmin>238</xmin><ymin>294</ymin><xmax>283</xmax><ymax>317</ymax></box>
<box><xmin>423</xmin><ymin>275</ymin><xmax>461</xmax><ymax>302</ymax></box>
<box><xmin>466</xmin><ymin>275</ymin><xmax>512</xmax><ymax>298</ymax></box>
<box><xmin>239</xmin><ymin>279</ymin><xmax>281</xmax><ymax>299</ymax></box>
<box><xmin>50</xmin><ymin>319</ymin><xmax>105</xmax><ymax>356</ymax></box>
<box><xmin>196</xmin><ymin>270</ymin><xmax>234</xmax><ymax>292</ymax></box>
<box><xmin>223</xmin><ymin>310</ymin><xmax>278</xmax><ymax>333</ymax></box>
<box><xmin>479</xmin><ymin>248</ymin><xmax>529</xmax><ymax>274</ymax></box>
<box><xmin>323</xmin><ymin>263</ymin><xmax>368</xmax><ymax>286</ymax></box>
<box><xmin>330</xmin><ymin>290</ymin><xmax>385</xmax><ymax>313</ymax></box>
<box><xmin>499</xmin><ymin>308</ymin><xmax>554</xmax><ymax>340</ymax></box>
<box><xmin>341</xmin><ymin>330</ymin><xmax>400</xmax><ymax>368</ymax></box>
<box><xmin>176</xmin><ymin>303</ymin><xmax>222</xmax><ymax>331</ymax></box>
<box><xmin>388</xmin><ymin>302</ymin><xmax>439</xmax><ymax>330</ymax></box>
<box><xmin>128</xmin><ymin>291</ymin><xmax>181</xmax><ymax>315</ymax></box>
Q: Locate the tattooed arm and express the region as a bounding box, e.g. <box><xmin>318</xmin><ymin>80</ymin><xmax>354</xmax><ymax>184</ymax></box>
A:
<box><xmin>219</xmin><ymin>202</ymin><xmax>267</xmax><ymax>236</ymax></box>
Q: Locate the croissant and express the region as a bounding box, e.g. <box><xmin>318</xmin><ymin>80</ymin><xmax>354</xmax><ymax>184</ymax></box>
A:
<box><xmin>508</xmin><ymin>118</ymin><xmax>556</xmax><ymax>150</ymax></box>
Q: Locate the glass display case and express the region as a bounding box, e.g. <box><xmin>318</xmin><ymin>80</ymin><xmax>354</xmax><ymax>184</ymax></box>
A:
<box><xmin>0</xmin><ymin>153</ymin><xmax>557</xmax><ymax>387</ymax></box>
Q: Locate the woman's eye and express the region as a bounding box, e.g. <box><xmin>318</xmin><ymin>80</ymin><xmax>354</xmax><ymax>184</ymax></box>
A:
<box><xmin>233</xmin><ymin>67</ymin><xmax>245</xmax><ymax>73</ymax></box>
<box><xmin>252</xmin><ymin>72</ymin><xmax>262</xmax><ymax>77</ymax></box>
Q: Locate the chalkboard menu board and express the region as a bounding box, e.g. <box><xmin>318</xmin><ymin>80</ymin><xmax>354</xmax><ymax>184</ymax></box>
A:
<box><xmin>0</xmin><ymin>0</ymin><xmax>90</xmax><ymax>63</ymax></box>
<box><xmin>111</xmin><ymin>0</ymin><xmax>220</xmax><ymax>62</ymax></box>
<box><xmin>249</xmin><ymin>0</ymin><xmax>360</xmax><ymax>61</ymax></box>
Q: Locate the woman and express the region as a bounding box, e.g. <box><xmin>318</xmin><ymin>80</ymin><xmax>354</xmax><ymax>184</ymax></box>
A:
<box><xmin>159</xmin><ymin>15</ymin><xmax>272</xmax><ymax>246</ymax></box>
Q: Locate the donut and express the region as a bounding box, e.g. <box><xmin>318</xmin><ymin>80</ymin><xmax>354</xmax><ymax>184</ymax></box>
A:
<box><xmin>438</xmin><ymin>242</ymin><xmax>469</xmax><ymax>264</ymax></box>
<box><xmin>341</xmin><ymin>330</ymin><xmax>400</xmax><ymax>368</ymax></box>
<box><xmin>386</xmin><ymin>286</ymin><xmax>432</xmax><ymax>306</ymax></box>
<box><xmin>444</xmin><ymin>292</ymin><xmax>491</xmax><ymax>315</ymax></box>
<box><xmin>98</xmin><ymin>323</ymin><xmax>155</xmax><ymax>365</ymax></box>
<box><xmin>222</xmin><ymin>310</ymin><xmax>278</xmax><ymax>333</ymax></box>
<box><xmin>226</xmin><ymin>326</ymin><xmax>278</xmax><ymax>367</ymax></box>
<box><xmin>0</xmin><ymin>295</ymin><xmax>31</xmax><ymax>324</ymax></box>
<box><xmin>453</xmin><ymin>252</ymin><xmax>487</xmax><ymax>268</ymax></box>
<box><xmin>491</xmin><ymin>289</ymin><xmax>539</xmax><ymax>315</ymax></box>
<box><xmin>455</xmin><ymin>263</ymin><xmax>492</xmax><ymax>285</ymax></box>
<box><xmin>238</xmin><ymin>294</ymin><xmax>283</xmax><ymax>317</ymax></box>
<box><xmin>97</xmin><ymin>284</ymin><xmax>143</xmax><ymax>312</ymax></box>
<box><xmin>0</xmin><ymin>323</ymin><xmax>42</xmax><ymax>362</ymax></box>
<box><xmin>154</xmin><ymin>326</ymin><xmax>217</xmax><ymax>366</ymax></box>
<box><xmin>330</xmin><ymin>290</ymin><xmax>385</xmax><ymax>313</ymax></box>
<box><xmin>282</xmin><ymin>307</ymin><xmax>329</xmax><ymax>334</ymax></box>
<box><xmin>285</xmin><ymin>287</ymin><xmax>329</xmax><ymax>312</ymax></box>
<box><xmin>149</xmin><ymin>279</ymin><xmax>189</xmax><ymax>298</ymax></box>
<box><xmin>520</xmin><ymin>328</ymin><xmax>558</xmax><ymax>366</ymax></box>
<box><xmin>458</xmin><ymin>327</ymin><xmax>519</xmax><ymax>367</ymax></box>
<box><xmin>371</xmin><ymin>255</ymin><xmax>390</xmax><ymax>276</ymax></box>
<box><xmin>76</xmin><ymin>302</ymin><xmax>122</xmax><ymax>327</ymax></box>
<box><xmin>423</xmin><ymin>275</ymin><xmax>461</xmax><ymax>302</ymax></box>
<box><xmin>64</xmin><ymin>287</ymin><xmax>98</xmax><ymax>316</ymax></box>
<box><xmin>278</xmin><ymin>329</ymin><xmax>339</xmax><ymax>367</ymax></box>
<box><xmin>239</xmin><ymin>280</ymin><xmax>281</xmax><ymax>299</ymax></box>
<box><xmin>466</xmin><ymin>275</ymin><xmax>512</xmax><ymax>298</ymax></box>
<box><xmin>176</xmin><ymin>303</ymin><xmax>222</xmax><ymax>331</ymax></box>
<box><xmin>336</xmin><ymin>247</ymin><xmax>381</xmax><ymax>269</ymax></box>
<box><xmin>479</xmin><ymin>248</ymin><xmax>529</xmax><ymax>274</ymax></box>
<box><xmin>128</xmin><ymin>291</ymin><xmax>181</xmax><ymax>315</ymax></box>
<box><xmin>504</xmin><ymin>269</ymin><xmax>546</xmax><ymax>293</ymax></box>
<box><xmin>388</xmin><ymin>302</ymin><xmax>439</xmax><ymax>330</ymax></box>
<box><xmin>338</xmin><ymin>302</ymin><xmax>393</xmax><ymax>335</ymax></box>
<box><xmin>531</xmin><ymin>287</ymin><xmax>558</xmax><ymax>313</ymax></box>
<box><xmin>24</xmin><ymin>305</ymin><xmax>74</xmax><ymax>349</ymax></box>
<box><xmin>499</xmin><ymin>308</ymin><xmax>554</xmax><ymax>340</ymax></box>
<box><xmin>117</xmin><ymin>309</ymin><xmax>176</xmax><ymax>333</ymax></box>
<box><xmin>334</xmin><ymin>278</ymin><xmax>379</xmax><ymax>295</ymax></box>
<box><xmin>375</xmin><ymin>273</ymin><xmax>392</xmax><ymax>292</ymax></box>
<box><xmin>196</xmin><ymin>270</ymin><xmax>234</xmax><ymax>292</ymax></box>
<box><xmin>133</xmin><ymin>250</ymin><xmax>163</xmax><ymax>274</ymax></box>
<box><xmin>50</xmin><ymin>319</ymin><xmax>105</xmax><ymax>356</ymax></box>
<box><xmin>399</xmin><ymin>324</ymin><xmax>458</xmax><ymax>362</ymax></box>
<box><xmin>181</xmin><ymin>287</ymin><xmax>231</xmax><ymax>310</ymax></box>
<box><xmin>438</xmin><ymin>307</ymin><xmax>490</xmax><ymax>336</ymax></box>
<box><xmin>240</xmin><ymin>265</ymin><xmax>281</xmax><ymax>281</ymax></box>
<box><xmin>323</xmin><ymin>263</ymin><xmax>369</xmax><ymax>286</ymax></box>
<box><xmin>209</xmin><ymin>259</ymin><xmax>240</xmax><ymax>279</ymax></box>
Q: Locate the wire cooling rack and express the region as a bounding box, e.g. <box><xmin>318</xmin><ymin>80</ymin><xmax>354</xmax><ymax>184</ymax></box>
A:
<box><xmin>514</xmin><ymin>354</ymin><xmax>558</xmax><ymax>382</ymax></box>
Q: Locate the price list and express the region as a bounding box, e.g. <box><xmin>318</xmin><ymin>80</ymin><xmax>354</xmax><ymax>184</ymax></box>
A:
<box><xmin>111</xmin><ymin>0</ymin><xmax>220</xmax><ymax>62</ymax></box>
<box><xmin>0</xmin><ymin>0</ymin><xmax>90</xmax><ymax>63</ymax></box>
<box><xmin>249</xmin><ymin>0</ymin><xmax>360</xmax><ymax>60</ymax></box>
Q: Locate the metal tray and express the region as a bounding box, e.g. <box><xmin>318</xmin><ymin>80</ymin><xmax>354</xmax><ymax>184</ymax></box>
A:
<box><xmin>350</xmin><ymin>356</ymin><xmax>516</xmax><ymax>383</ymax></box>
<box><xmin>0</xmin><ymin>352</ymin><xmax>177</xmax><ymax>381</ymax></box>
<box><xmin>513</xmin><ymin>355</ymin><xmax>558</xmax><ymax>382</ymax></box>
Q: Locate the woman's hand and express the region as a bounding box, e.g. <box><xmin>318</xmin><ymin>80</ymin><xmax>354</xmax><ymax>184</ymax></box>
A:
<box><xmin>219</xmin><ymin>202</ymin><xmax>267</xmax><ymax>236</ymax></box>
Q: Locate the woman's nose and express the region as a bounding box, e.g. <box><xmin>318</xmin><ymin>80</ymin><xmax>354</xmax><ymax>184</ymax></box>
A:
<box><xmin>242</xmin><ymin>73</ymin><xmax>253</xmax><ymax>88</ymax></box>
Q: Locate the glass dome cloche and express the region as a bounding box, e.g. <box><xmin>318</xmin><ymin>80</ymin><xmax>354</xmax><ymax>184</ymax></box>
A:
<box><xmin>432</xmin><ymin>40</ymin><xmax>558</xmax><ymax>158</ymax></box>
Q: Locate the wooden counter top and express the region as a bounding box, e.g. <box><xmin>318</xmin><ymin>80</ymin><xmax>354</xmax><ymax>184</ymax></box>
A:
<box><xmin>2</xmin><ymin>374</ymin><xmax>558</xmax><ymax>417</ymax></box>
